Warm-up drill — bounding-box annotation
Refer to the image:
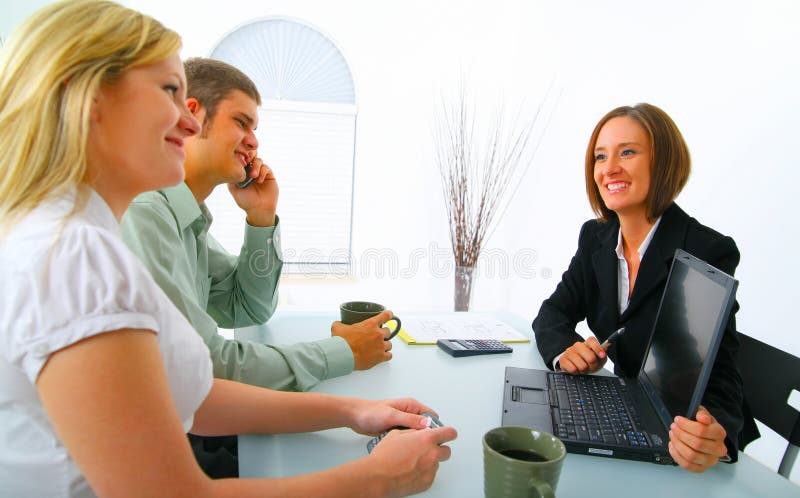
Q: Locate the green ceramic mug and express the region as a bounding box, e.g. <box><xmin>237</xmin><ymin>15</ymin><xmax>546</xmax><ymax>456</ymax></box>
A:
<box><xmin>483</xmin><ymin>426</ymin><xmax>566</xmax><ymax>498</ymax></box>
<box><xmin>339</xmin><ymin>301</ymin><xmax>401</xmax><ymax>339</ymax></box>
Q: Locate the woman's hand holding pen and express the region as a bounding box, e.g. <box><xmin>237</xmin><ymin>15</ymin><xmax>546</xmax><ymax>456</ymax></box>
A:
<box><xmin>558</xmin><ymin>327</ymin><xmax>625</xmax><ymax>374</ymax></box>
<box><xmin>559</xmin><ymin>337</ymin><xmax>608</xmax><ymax>374</ymax></box>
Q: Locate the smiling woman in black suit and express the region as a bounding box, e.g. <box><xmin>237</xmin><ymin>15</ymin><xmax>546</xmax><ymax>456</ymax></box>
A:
<box><xmin>533</xmin><ymin>103</ymin><xmax>746</xmax><ymax>473</ymax></box>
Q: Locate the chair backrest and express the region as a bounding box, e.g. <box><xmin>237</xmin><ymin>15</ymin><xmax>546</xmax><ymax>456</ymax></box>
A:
<box><xmin>738</xmin><ymin>332</ymin><xmax>800</xmax><ymax>477</ymax></box>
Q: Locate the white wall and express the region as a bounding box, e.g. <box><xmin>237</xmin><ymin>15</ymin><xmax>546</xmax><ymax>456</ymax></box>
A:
<box><xmin>3</xmin><ymin>0</ymin><xmax>799</xmax><ymax>480</ymax></box>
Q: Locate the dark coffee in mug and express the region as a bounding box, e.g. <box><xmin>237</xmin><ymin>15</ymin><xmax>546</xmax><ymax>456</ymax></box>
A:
<box><xmin>499</xmin><ymin>448</ymin><xmax>548</xmax><ymax>462</ymax></box>
<box><xmin>483</xmin><ymin>426</ymin><xmax>566</xmax><ymax>498</ymax></box>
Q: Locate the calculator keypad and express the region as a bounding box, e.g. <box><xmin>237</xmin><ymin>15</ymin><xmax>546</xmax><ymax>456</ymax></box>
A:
<box><xmin>437</xmin><ymin>338</ymin><xmax>513</xmax><ymax>356</ymax></box>
<box><xmin>461</xmin><ymin>339</ymin><xmax>508</xmax><ymax>350</ymax></box>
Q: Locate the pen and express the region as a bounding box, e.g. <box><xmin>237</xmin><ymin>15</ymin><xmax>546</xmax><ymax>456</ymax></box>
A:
<box><xmin>600</xmin><ymin>327</ymin><xmax>626</xmax><ymax>349</ymax></box>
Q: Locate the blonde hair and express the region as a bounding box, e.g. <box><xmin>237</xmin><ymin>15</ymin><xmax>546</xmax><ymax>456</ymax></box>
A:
<box><xmin>0</xmin><ymin>0</ymin><xmax>181</xmax><ymax>235</ymax></box>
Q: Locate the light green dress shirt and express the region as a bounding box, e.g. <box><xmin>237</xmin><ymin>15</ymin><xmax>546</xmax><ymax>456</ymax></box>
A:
<box><xmin>120</xmin><ymin>183</ymin><xmax>354</xmax><ymax>391</ymax></box>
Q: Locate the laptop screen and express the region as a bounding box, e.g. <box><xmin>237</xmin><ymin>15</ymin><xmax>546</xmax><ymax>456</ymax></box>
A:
<box><xmin>640</xmin><ymin>250</ymin><xmax>737</xmax><ymax>420</ymax></box>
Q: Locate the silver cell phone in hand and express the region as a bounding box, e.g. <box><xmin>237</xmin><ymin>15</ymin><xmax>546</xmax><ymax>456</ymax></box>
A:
<box><xmin>366</xmin><ymin>412</ymin><xmax>444</xmax><ymax>453</ymax></box>
<box><xmin>237</xmin><ymin>162</ymin><xmax>255</xmax><ymax>188</ymax></box>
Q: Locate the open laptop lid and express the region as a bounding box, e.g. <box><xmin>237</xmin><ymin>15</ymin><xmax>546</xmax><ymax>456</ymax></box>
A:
<box><xmin>638</xmin><ymin>248</ymin><xmax>739</xmax><ymax>430</ymax></box>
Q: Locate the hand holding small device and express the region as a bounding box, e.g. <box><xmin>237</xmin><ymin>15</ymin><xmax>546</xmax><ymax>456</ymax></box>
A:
<box><xmin>237</xmin><ymin>161</ymin><xmax>255</xmax><ymax>188</ymax></box>
<box><xmin>229</xmin><ymin>156</ymin><xmax>279</xmax><ymax>227</ymax></box>
<box><xmin>367</xmin><ymin>412</ymin><xmax>444</xmax><ymax>453</ymax></box>
<box><xmin>366</xmin><ymin>419</ymin><xmax>456</xmax><ymax>497</ymax></box>
<box><xmin>559</xmin><ymin>326</ymin><xmax>625</xmax><ymax>374</ymax></box>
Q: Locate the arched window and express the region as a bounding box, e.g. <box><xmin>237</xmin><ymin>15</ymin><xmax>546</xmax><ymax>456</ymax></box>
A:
<box><xmin>207</xmin><ymin>17</ymin><xmax>356</xmax><ymax>273</ymax></box>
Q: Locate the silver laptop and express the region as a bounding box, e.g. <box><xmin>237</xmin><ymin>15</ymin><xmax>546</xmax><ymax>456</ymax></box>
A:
<box><xmin>502</xmin><ymin>249</ymin><xmax>738</xmax><ymax>465</ymax></box>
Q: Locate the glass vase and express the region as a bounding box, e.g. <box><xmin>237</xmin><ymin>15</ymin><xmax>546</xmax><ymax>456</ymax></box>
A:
<box><xmin>454</xmin><ymin>265</ymin><xmax>476</xmax><ymax>311</ymax></box>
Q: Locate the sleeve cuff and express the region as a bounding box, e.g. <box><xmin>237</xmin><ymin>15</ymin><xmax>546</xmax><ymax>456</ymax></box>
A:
<box><xmin>552</xmin><ymin>352</ymin><xmax>565</xmax><ymax>371</ymax></box>
<box><xmin>318</xmin><ymin>336</ymin><xmax>355</xmax><ymax>378</ymax></box>
<box><xmin>244</xmin><ymin>215</ymin><xmax>283</xmax><ymax>257</ymax></box>
<box><xmin>25</xmin><ymin>312</ymin><xmax>159</xmax><ymax>383</ymax></box>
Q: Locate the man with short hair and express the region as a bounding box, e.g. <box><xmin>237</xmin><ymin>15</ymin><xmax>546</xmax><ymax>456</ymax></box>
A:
<box><xmin>121</xmin><ymin>57</ymin><xmax>394</xmax><ymax>477</ymax></box>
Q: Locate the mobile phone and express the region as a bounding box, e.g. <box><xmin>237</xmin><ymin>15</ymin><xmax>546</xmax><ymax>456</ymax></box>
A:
<box><xmin>366</xmin><ymin>412</ymin><xmax>444</xmax><ymax>453</ymax></box>
<box><xmin>237</xmin><ymin>162</ymin><xmax>255</xmax><ymax>188</ymax></box>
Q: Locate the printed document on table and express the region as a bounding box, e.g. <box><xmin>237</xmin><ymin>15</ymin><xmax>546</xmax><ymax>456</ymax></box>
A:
<box><xmin>397</xmin><ymin>314</ymin><xmax>530</xmax><ymax>345</ymax></box>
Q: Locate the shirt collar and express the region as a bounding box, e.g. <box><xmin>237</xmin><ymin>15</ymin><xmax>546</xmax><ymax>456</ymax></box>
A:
<box><xmin>614</xmin><ymin>216</ymin><xmax>663</xmax><ymax>260</ymax></box>
<box><xmin>84</xmin><ymin>188</ymin><xmax>121</xmax><ymax>233</ymax></box>
<box><xmin>160</xmin><ymin>182</ymin><xmax>212</xmax><ymax>232</ymax></box>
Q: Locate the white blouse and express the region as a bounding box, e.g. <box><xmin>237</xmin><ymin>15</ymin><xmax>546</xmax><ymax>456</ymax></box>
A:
<box><xmin>553</xmin><ymin>217</ymin><xmax>662</xmax><ymax>370</ymax></box>
<box><xmin>0</xmin><ymin>188</ymin><xmax>213</xmax><ymax>498</ymax></box>
<box><xmin>614</xmin><ymin>216</ymin><xmax>662</xmax><ymax>313</ymax></box>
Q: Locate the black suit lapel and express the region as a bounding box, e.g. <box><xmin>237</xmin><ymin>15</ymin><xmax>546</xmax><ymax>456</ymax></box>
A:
<box><xmin>622</xmin><ymin>203</ymin><xmax>690</xmax><ymax>319</ymax></box>
<box><xmin>591</xmin><ymin>219</ymin><xmax>620</xmax><ymax>316</ymax></box>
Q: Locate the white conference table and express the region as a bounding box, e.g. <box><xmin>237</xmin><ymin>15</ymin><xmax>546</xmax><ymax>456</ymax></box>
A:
<box><xmin>236</xmin><ymin>311</ymin><xmax>800</xmax><ymax>497</ymax></box>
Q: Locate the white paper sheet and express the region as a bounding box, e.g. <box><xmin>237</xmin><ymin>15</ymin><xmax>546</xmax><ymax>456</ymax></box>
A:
<box><xmin>399</xmin><ymin>314</ymin><xmax>530</xmax><ymax>345</ymax></box>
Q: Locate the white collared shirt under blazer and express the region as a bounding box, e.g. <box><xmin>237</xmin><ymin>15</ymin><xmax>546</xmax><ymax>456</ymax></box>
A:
<box><xmin>0</xmin><ymin>188</ymin><xmax>213</xmax><ymax>498</ymax></box>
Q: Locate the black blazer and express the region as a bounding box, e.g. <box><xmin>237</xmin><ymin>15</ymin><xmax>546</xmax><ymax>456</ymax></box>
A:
<box><xmin>533</xmin><ymin>203</ymin><xmax>748</xmax><ymax>459</ymax></box>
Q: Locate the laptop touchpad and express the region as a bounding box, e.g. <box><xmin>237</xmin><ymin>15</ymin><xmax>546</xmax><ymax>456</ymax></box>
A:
<box><xmin>516</xmin><ymin>387</ymin><xmax>547</xmax><ymax>404</ymax></box>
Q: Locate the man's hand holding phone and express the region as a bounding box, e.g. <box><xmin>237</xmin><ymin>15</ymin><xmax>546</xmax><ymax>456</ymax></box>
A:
<box><xmin>229</xmin><ymin>155</ymin><xmax>279</xmax><ymax>227</ymax></box>
<box><xmin>236</xmin><ymin>162</ymin><xmax>256</xmax><ymax>188</ymax></box>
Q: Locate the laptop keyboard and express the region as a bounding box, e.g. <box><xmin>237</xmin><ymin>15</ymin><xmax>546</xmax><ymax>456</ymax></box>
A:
<box><xmin>548</xmin><ymin>373</ymin><xmax>651</xmax><ymax>447</ymax></box>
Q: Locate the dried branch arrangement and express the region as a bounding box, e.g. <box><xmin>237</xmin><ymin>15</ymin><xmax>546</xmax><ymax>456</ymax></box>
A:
<box><xmin>434</xmin><ymin>87</ymin><xmax>546</xmax><ymax>268</ymax></box>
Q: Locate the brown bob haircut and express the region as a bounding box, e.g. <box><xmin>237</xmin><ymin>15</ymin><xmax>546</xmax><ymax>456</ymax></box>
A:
<box><xmin>184</xmin><ymin>57</ymin><xmax>261</xmax><ymax>134</ymax></box>
<box><xmin>585</xmin><ymin>103</ymin><xmax>691</xmax><ymax>223</ymax></box>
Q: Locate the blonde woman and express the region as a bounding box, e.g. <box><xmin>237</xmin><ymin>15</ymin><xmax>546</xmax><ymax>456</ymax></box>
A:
<box><xmin>0</xmin><ymin>1</ymin><xmax>455</xmax><ymax>496</ymax></box>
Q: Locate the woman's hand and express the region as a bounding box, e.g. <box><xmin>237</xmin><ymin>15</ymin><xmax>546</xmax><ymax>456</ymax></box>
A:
<box><xmin>344</xmin><ymin>397</ymin><xmax>457</xmax><ymax>497</ymax></box>
<box><xmin>368</xmin><ymin>426</ymin><xmax>457</xmax><ymax>497</ymax></box>
<box><xmin>558</xmin><ymin>337</ymin><xmax>607</xmax><ymax>374</ymax></box>
<box><xmin>347</xmin><ymin>397</ymin><xmax>438</xmax><ymax>435</ymax></box>
<box><xmin>668</xmin><ymin>405</ymin><xmax>728</xmax><ymax>472</ymax></box>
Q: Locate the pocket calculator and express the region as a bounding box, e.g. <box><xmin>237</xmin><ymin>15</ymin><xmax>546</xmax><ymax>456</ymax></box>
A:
<box><xmin>436</xmin><ymin>339</ymin><xmax>513</xmax><ymax>357</ymax></box>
